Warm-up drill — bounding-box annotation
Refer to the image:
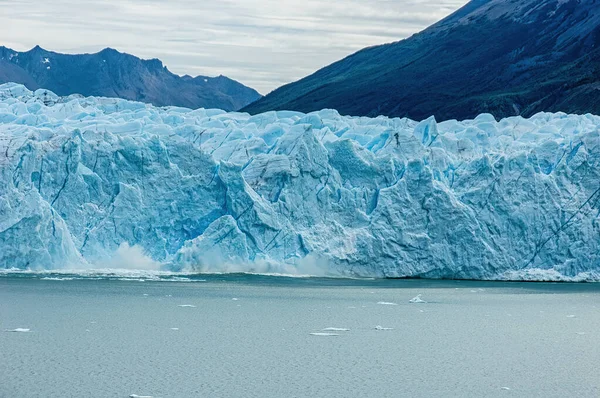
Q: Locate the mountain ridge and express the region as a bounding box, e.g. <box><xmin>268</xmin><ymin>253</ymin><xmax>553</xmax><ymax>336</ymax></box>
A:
<box><xmin>244</xmin><ymin>0</ymin><xmax>600</xmax><ymax>121</ymax></box>
<box><xmin>0</xmin><ymin>45</ymin><xmax>261</xmax><ymax>111</ymax></box>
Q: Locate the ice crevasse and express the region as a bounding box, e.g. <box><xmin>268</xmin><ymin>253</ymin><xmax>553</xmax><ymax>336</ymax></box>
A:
<box><xmin>0</xmin><ymin>83</ymin><xmax>599</xmax><ymax>281</ymax></box>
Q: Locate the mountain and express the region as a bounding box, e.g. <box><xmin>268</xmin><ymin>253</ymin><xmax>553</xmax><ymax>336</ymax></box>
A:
<box><xmin>244</xmin><ymin>0</ymin><xmax>600</xmax><ymax>121</ymax></box>
<box><xmin>2</xmin><ymin>84</ymin><xmax>599</xmax><ymax>281</ymax></box>
<box><xmin>0</xmin><ymin>46</ymin><xmax>261</xmax><ymax>111</ymax></box>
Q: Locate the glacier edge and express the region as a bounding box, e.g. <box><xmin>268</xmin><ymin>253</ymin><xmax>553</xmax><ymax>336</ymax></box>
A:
<box><xmin>0</xmin><ymin>83</ymin><xmax>599</xmax><ymax>281</ymax></box>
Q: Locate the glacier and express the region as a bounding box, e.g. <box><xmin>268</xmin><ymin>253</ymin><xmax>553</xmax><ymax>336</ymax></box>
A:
<box><xmin>0</xmin><ymin>83</ymin><xmax>599</xmax><ymax>281</ymax></box>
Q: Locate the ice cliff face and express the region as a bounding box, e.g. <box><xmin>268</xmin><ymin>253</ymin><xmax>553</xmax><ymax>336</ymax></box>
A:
<box><xmin>1</xmin><ymin>83</ymin><xmax>599</xmax><ymax>280</ymax></box>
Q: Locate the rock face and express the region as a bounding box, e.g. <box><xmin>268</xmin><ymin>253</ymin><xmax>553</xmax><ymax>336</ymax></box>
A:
<box><xmin>0</xmin><ymin>46</ymin><xmax>261</xmax><ymax>112</ymax></box>
<box><xmin>1</xmin><ymin>84</ymin><xmax>599</xmax><ymax>281</ymax></box>
<box><xmin>244</xmin><ymin>0</ymin><xmax>600</xmax><ymax>121</ymax></box>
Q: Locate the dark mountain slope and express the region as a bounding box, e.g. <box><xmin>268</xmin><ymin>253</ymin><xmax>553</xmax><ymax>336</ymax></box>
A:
<box><xmin>0</xmin><ymin>46</ymin><xmax>261</xmax><ymax>111</ymax></box>
<box><xmin>244</xmin><ymin>0</ymin><xmax>600</xmax><ymax>120</ymax></box>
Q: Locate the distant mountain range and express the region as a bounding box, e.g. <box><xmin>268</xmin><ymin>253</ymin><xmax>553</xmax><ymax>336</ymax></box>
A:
<box><xmin>0</xmin><ymin>46</ymin><xmax>261</xmax><ymax>111</ymax></box>
<box><xmin>244</xmin><ymin>0</ymin><xmax>600</xmax><ymax>120</ymax></box>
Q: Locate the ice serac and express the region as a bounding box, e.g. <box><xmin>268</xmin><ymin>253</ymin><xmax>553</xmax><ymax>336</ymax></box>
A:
<box><xmin>0</xmin><ymin>83</ymin><xmax>599</xmax><ymax>280</ymax></box>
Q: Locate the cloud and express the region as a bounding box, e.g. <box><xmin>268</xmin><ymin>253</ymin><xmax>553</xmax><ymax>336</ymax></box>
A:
<box><xmin>0</xmin><ymin>0</ymin><xmax>467</xmax><ymax>93</ymax></box>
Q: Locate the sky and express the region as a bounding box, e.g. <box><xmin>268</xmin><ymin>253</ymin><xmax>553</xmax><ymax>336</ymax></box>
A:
<box><xmin>0</xmin><ymin>0</ymin><xmax>468</xmax><ymax>94</ymax></box>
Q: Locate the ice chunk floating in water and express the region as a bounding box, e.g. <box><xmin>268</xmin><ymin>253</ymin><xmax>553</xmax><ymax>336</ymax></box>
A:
<box><xmin>377</xmin><ymin>302</ymin><xmax>398</xmax><ymax>306</ymax></box>
<box><xmin>1</xmin><ymin>83</ymin><xmax>599</xmax><ymax>281</ymax></box>
<box><xmin>374</xmin><ymin>326</ymin><xmax>394</xmax><ymax>331</ymax></box>
<box><xmin>310</xmin><ymin>332</ymin><xmax>340</xmax><ymax>336</ymax></box>
<box><xmin>409</xmin><ymin>295</ymin><xmax>427</xmax><ymax>304</ymax></box>
<box><xmin>4</xmin><ymin>328</ymin><xmax>31</xmax><ymax>332</ymax></box>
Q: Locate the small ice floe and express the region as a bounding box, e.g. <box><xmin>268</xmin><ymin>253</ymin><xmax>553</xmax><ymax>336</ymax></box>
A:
<box><xmin>41</xmin><ymin>277</ymin><xmax>74</xmax><ymax>281</ymax></box>
<box><xmin>377</xmin><ymin>301</ymin><xmax>398</xmax><ymax>306</ymax></box>
<box><xmin>500</xmin><ymin>387</ymin><xmax>511</xmax><ymax>391</ymax></box>
<box><xmin>575</xmin><ymin>332</ymin><xmax>585</xmax><ymax>335</ymax></box>
<box><xmin>129</xmin><ymin>395</ymin><xmax>153</xmax><ymax>398</ymax></box>
<box><xmin>143</xmin><ymin>294</ymin><xmax>149</xmax><ymax>297</ymax></box>
<box><xmin>170</xmin><ymin>328</ymin><xmax>179</xmax><ymax>331</ymax></box>
<box><xmin>310</xmin><ymin>332</ymin><xmax>339</xmax><ymax>336</ymax></box>
<box><xmin>322</xmin><ymin>327</ymin><xmax>350</xmax><ymax>332</ymax></box>
<box><xmin>170</xmin><ymin>277</ymin><xmax>193</xmax><ymax>282</ymax></box>
<box><xmin>374</xmin><ymin>326</ymin><xmax>393</xmax><ymax>331</ymax></box>
<box><xmin>177</xmin><ymin>304</ymin><xmax>196</xmax><ymax>308</ymax></box>
<box><xmin>409</xmin><ymin>294</ymin><xmax>427</xmax><ymax>303</ymax></box>
<box><xmin>232</xmin><ymin>298</ymin><xmax>239</xmax><ymax>301</ymax></box>
<box><xmin>4</xmin><ymin>328</ymin><xmax>31</xmax><ymax>333</ymax></box>
<box><xmin>85</xmin><ymin>329</ymin><xmax>91</xmax><ymax>332</ymax></box>
<box><xmin>566</xmin><ymin>315</ymin><xmax>576</xmax><ymax>318</ymax></box>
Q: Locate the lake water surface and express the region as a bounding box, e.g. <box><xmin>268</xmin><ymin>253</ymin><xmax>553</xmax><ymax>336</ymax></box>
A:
<box><xmin>1</xmin><ymin>273</ymin><xmax>599</xmax><ymax>397</ymax></box>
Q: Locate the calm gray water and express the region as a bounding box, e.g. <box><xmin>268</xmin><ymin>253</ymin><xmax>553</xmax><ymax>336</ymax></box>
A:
<box><xmin>1</xmin><ymin>274</ymin><xmax>599</xmax><ymax>398</ymax></box>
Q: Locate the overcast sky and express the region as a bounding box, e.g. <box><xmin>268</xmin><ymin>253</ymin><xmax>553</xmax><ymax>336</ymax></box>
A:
<box><xmin>0</xmin><ymin>0</ymin><xmax>467</xmax><ymax>94</ymax></box>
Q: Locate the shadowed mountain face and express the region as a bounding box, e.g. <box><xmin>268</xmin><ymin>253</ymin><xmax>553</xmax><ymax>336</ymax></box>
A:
<box><xmin>244</xmin><ymin>0</ymin><xmax>600</xmax><ymax>121</ymax></box>
<box><xmin>0</xmin><ymin>46</ymin><xmax>261</xmax><ymax>111</ymax></box>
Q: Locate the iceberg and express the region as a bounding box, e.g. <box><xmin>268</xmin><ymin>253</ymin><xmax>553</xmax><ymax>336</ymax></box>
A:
<box><xmin>0</xmin><ymin>83</ymin><xmax>599</xmax><ymax>281</ymax></box>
